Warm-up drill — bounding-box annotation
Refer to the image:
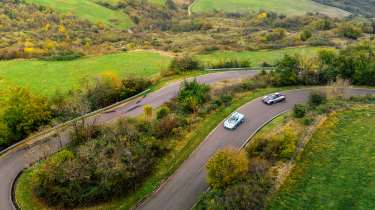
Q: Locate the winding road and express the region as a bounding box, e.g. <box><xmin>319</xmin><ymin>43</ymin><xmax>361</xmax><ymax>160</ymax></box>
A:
<box><xmin>0</xmin><ymin>70</ymin><xmax>257</xmax><ymax>210</ymax></box>
<box><xmin>0</xmin><ymin>70</ymin><xmax>374</xmax><ymax>210</ymax></box>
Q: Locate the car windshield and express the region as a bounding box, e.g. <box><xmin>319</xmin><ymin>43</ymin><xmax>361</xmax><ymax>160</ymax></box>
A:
<box><xmin>228</xmin><ymin>114</ymin><xmax>239</xmax><ymax>123</ymax></box>
<box><xmin>269</xmin><ymin>94</ymin><xmax>280</xmax><ymax>99</ymax></box>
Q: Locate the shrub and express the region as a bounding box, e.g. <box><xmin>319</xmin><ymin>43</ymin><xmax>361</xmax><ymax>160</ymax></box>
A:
<box><xmin>293</xmin><ymin>104</ymin><xmax>306</xmax><ymax>118</ymax></box>
<box><xmin>120</xmin><ymin>77</ymin><xmax>152</xmax><ymax>99</ymax></box>
<box><xmin>156</xmin><ymin>106</ymin><xmax>170</xmax><ymax>120</ymax></box>
<box><xmin>338</xmin><ymin>23</ymin><xmax>363</xmax><ymax>39</ymax></box>
<box><xmin>177</xmin><ymin>80</ymin><xmax>210</xmax><ymax>113</ymax></box>
<box><xmin>247</xmin><ymin>127</ymin><xmax>298</xmax><ymax>160</ymax></box>
<box><xmin>208</xmin><ymin>59</ymin><xmax>251</xmax><ymax>69</ymax></box>
<box><xmin>32</xmin><ymin>121</ymin><xmax>159</xmax><ymax>207</ymax></box>
<box><xmin>309</xmin><ymin>92</ymin><xmax>327</xmax><ymax>107</ymax></box>
<box><xmin>206</xmin><ymin>148</ymin><xmax>249</xmax><ymax>189</ymax></box>
<box><xmin>300</xmin><ymin>30</ymin><xmax>312</xmax><ymax>41</ymax></box>
<box><xmin>169</xmin><ymin>55</ymin><xmax>201</xmax><ymax>72</ymax></box>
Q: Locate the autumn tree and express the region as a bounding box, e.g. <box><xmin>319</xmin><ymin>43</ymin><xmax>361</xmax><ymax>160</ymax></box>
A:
<box><xmin>144</xmin><ymin>104</ymin><xmax>153</xmax><ymax>121</ymax></box>
<box><xmin>3</xmin><ymin>87</ymin><xmax>52</xmax><ymax>143</ymax></box>
<box><xmin>206</xmin><ymin>148</ymin><xmax>249</xmax><ymax>189</ymax></box>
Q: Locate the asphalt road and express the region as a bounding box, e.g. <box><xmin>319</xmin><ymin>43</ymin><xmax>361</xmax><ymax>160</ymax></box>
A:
<box><xmin>0</xmin><ymin>70</ymin><xmax>258</xmax><ymax>210</ymax></box>
<box><xmin>136</xmin><ymin>88</ymin><xmax>375</xmax><ymax>210</ymax></box>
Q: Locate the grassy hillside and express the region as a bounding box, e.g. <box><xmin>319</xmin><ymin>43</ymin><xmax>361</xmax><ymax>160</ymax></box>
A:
<box><xmin>197</xmin><ymin>47</ymin><xmax>329</xmax><ymax>67</ymax></box>
<box><xmin>267</xmin><ymin>107</ymin><xmax>375</xmax><ymax>210</ymax></box>
<box><xmin>191</xmin><ymin>0</ymin><xmax>349</xmax><ymax>17</ymax></box>
<box><xmin>25</xmin><ymin>0</ymin><xmax>133</xmax><ymax>29</ymax></box>
<box><xmin>0</xmin><ymin>51</ymin><xmax>171</xmax><ymax>96</ymax></box>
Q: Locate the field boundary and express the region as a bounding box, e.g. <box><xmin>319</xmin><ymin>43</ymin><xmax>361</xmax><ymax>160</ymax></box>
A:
<box><xmin>0</xmin><ymin>89</ymin><xmax>151</xmax><ymax>158</ymax></box>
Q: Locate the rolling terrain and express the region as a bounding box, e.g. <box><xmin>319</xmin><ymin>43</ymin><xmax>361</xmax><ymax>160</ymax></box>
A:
<box><xmin>191</xmin><ymin>0</ymin><xmax>350</xmax><ymax>17</ymax></box>
<box><xmin>25</xmin><ymin>0</ymin><xmax>133</xmax><ymax>29</ymax></box>
<box><xmin>267</xmin><ymin>107</ymin><xmax>375</xmax><ymax>210</ymax></box>
<box><xmin>0</xmin><ymin>51</ymin><xmax>171</xmax><ymax>95</ymax></box>
<box><xmin>197</xmin><ymin>47</ymin><xmax>327</xmax><ymax>68</ymax></box>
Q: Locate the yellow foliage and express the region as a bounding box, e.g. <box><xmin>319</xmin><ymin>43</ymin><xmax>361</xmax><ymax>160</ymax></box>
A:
<box><xmin>206</xmin><ymin>148</ymin><xmax>249</xmax><ymax>189</ymax></box>
<box><xmin>58</xmin><ymin>25</ymin><xmax>66</xmax><ymax>33</ymax></box>
<box><xmin>43</xmin><ymin>23</ymin><xmax>50</xmax><ymax>31</ymax></box>
<box><xmin>24</xmin><ymin>41</ymin><xmax>34</xmax><ymax>48</ymax></box>
<box><xmin>256</xmin><ymin>12</ymin><xmax>268</xmax><ymax>20</ymax></box>
<box><xmin>100</xmin><ymin>71</ymin><xmax>121</xmax><ymax>87</ymax></box>
<box><xmin>144</xmin><ymin>104</ymin><xmax>153</xmax><ymax>121</ymax></box>
<box><xmin>44</xmin><ymin>40</ymin><xmax>56</xmax><ymax>49</ymax></box>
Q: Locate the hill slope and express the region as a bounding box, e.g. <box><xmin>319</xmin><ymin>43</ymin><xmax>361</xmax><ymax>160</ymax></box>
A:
<box><xmin>311</xmin><ymin>0</ymin><xmax>375</xmax><ymax>18</ymax></box>
<box><xmin>191</xmin><ymin>0</ymin><xmax>349</xmax><ymax>17</ymax></box>
<box><xmin>25</xmin><ymin>0</ymin><xmax>133</xmax><ymax>29</ymax></box>
<box><xmin>267</xmin><ymin>107</ymin><xmax>375</xmax><ymax>210</ymax></box>
<box><xmin>0</xmin><ymin>51</ymin><xmax>171</xmax><ymax>95</ymax></box>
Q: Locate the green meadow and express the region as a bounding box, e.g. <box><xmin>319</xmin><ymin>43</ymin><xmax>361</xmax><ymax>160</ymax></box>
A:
<box><xmin>267</xmin><ymin>107</ymin><xmax>375</xmax><ymax>210</ymax></box>
<box><xmin>25</xmin><ymin>0</ymin><xmax>133</xmax><ymax>29</ymax></box>
<box><xmin>197</xmin><ymin>47</ymin><xmax>329</xmax><ymax>67</ymax></box>
<box><xmin>0</xmin><ymin>51</ymin><xmax>172</xmax><ymax>96</ymax></box>
<box><xmin>191</xmin><ymin>0</ymin><xmax>349</xmax><ymax>17</ymax></box>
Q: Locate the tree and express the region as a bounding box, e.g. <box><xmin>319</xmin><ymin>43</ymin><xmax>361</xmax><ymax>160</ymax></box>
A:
<box><xmin>3</xmin><ymin>87</ymin><xmax>52</xmax><ymax>143</ymax></box>
<box><xmin>206</xmin><ymin>148</ymin><xmax>249</xmax><ymax>189</ymax></box>
<box><xmin>144</xmin><ymin>104</ymin><xmax>153</xmax><ymax>121</ymax></box>
<box><xmin>177</xmin><ymin>79</ymin><xmax>209</xmax><ymax>113</ymax></box>
<box><xmin>274</xmin><ymin>54</ymin><xmax>300</xmax><ymax>86</ymax></box>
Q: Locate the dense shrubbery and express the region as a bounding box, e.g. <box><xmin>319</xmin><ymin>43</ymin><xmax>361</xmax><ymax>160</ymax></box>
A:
<box><xmin>1</xmin><ymin>88</ymin><xmax>52</xmax><ymax>145</ymax></box>
<box><xmin>177</xmin><ymin>79</ymin><xmax>210</xmax><ymax>113</ymax></box>
<box><xmin>32</xmin><ymin>120</ymin><xmax>161</xmax><ymax>206</ymax></box>
<box><xmin>247</xmin><ymin>125</ymin><xmax>299</xmax><ymax>160</ymax></box>
<box><xmin>271</xmin><ymin>41</ymin><xmax>375</xmax><ymax>86</ymax></box>
<box><xmin>206</xmin><ymin>59</ymin><xmax>251</xmax><ymax>69</ymax></box>
<box><xmin>169</xmin><ymin>55</ymin><xmax>201</xmax><ymax>72</ymax></box>
<box><xmin>0</xmin><ymin>75</ymin><xmax>151</xmax><ymax>148</ymax></box>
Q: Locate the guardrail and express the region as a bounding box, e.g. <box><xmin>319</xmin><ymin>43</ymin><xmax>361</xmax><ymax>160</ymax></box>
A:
<box><xmin>0</xmin><ymin>89</ymin><xmax>151</xmax><ymax>157</ymax></box>
<box><xmin>205</xmin><ymin>67</ymin><xmax>274</xmax><ymax>71</ymax></box>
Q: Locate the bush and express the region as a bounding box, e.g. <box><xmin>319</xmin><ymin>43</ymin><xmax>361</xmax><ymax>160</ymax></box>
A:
<box><xmin>156</xmin><ymin>106</ymin><xmax>170</xmax><ymax>120</ymax></box>
<box><xmin>338</xmin><ymin>23</ymin><xmax>363</xmax><ymax>39</ymax></box>
<box><xmin>208</xmin><ymin>59</ymin><xmax>251</xmax><ymax>69</ymax></box>
<box><xmin>177</xmin><ymin>79</ymin><xmax>210</xmax><ymax>113</ymax></box>
<box><xmin>309</xmin><ymin>92</ymin><xmax>327</xmax><ymax>107</ymax></box>
<box><xmin>206</xmin><ymin>148</ymin><xmax>249</xmax><ymax>189</ymax></box>
<box><xmin>300</xmin><ymin>30</ymin><xmax>312</xmax><ymax>41</ymax></box>
<box><xmin>169</xmin><ymin>55</ymin><xmax>201</xmax><ymax>72</ymax></box>
<box><xmin>293</xmin><ymin>104</ymin><xmax>306</xmax><ymax>118</ymax></box>
<box><xmin>32</xmin><ymin>120</ymin><xmax>160</xmax><ymax>207</ymax></box>
<box><xmin>247</xmin><ymin>127</ymin><xmax>298</xmax><ymax>160</ymax></box>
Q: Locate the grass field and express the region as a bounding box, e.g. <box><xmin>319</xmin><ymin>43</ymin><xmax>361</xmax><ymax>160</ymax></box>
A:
<box><xmin>25</xmin><ymin>0</ymin><xmax>133</xmax><ymax>29</ymax></box>
<box><xmin>15</xmin><ymin>87</ymin><xmax>290</xmax><ymax>210</ymax></box>
<box><xmin>267</xmin><ymin>106</ymin><xmax>375</xmax><ymax>210</ymax></box>
<box><xmin>0</xmin><ymin>51</ymin><xmax>172</xmax><ymax>96</ymax></box>
<box><xmin>196</xmin><ymin>47</ymin><xmax>330</xmax><ymax>67</ymax></box>
<box><xmin>191</xmin><ymin>0</ymin><xmax>349</xmax><ymax>17</ymax></box>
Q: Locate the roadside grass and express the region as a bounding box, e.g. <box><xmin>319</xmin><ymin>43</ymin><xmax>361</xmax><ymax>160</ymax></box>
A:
<box><xmin>266</xmin><ymin>106</ymin><xmax>375</xmax><ymax>210</ymax></box>
<box><xmin>196</xmin><ymin>47</ymin><xmax>330</xmax><ymax>68</ymax></box>
<box><xmin>15</xmin><ymin>86</ymin><xmax>291</xmax><ymax>210</ymax></box>
<box><xmin>0</xmin><ymin>51</ymin><xmax>172</xmax><ymax>96</ymax></box>
<box><xmin>25</xmin><ymin>0</ymin><xmax>133</xmax><ymax>29</ymax></box>
<box><xmin>191</xmin><ymin>0</ymin><xmax>349</xmax><ymax>17</ymax></box>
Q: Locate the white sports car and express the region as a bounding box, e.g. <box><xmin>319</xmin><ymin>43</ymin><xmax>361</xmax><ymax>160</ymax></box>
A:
<box><xmin>224</xmin><ymin>112</ymin><xmax>245</xmax><ymax>130</ymax></box>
